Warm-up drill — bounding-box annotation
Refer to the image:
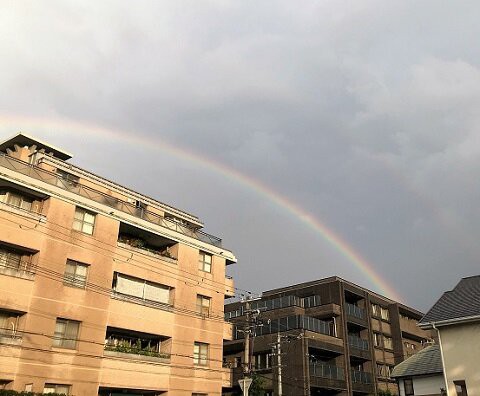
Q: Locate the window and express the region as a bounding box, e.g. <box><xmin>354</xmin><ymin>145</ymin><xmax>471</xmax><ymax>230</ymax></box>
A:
<box><xmin>383</xmin><ymin>336</ymin><xmax>393</xmax><ymax>350</ymax></box>
<box><xmin>198</xmin><ymin>251</ymin><xmax>212</xmax><ymax>273</ymax></box>
<box><xmin>0</xmin><ymin>190</ymin><xmax>33</xmax><ymax>211</ymax></box>
<box><xmin>196</xmin><ymin>295</ymin><xmax>211</xmax><ymax>316</ymax></box>
<box><xmin>0</xmin><ymin>310</ymin><xmax>22</xmax><ymax>337</ymax></box>
<box><xmin>43</xmin><ymin>384</ymin><xmax>70</xmax><ymax>395</ymax></box>
<box><xmin>454</xmin><ymin>380</ymin><xmax>468</xmax><ymax>396</ymax></box>
<box><xmin>380</xmin><ymin>307</ymin><xmax>390</xmax><ymax>321</ymax></box>
<box><xmin>0</xmin><ymin>247</ymin><xmax>22</xmax><ymax>271</ymax></box>
<box><xmin>53</xmin><ymin>318</ymin><xmax>80</xmax><ymax>349</ymax></box>
<box><xmin>373</xmin><ymin>333</ymin><xmax>381</xmax><ymax>347</ymax></box>
<box><xmin>113</xmin><ymin>273</ymin><xmax>172</xmax><ymax>306</ymax></box>
<box><xmin>254</xmin><ymin>352</ymin><xmax>271</xmax><ymax>369</ymax></box>
<box><xmin>376</xmin><ymin>363</ymin><xmax>392</xmax><ymax>378</ymax></box>
<box><xmin>404</xmin><ymin>378</ymin><xmax>414</xmax><ymax>396</ymax></box>
<box><xmin>371</xmin><ymin>303</ymin><xmax>380</xmax><ymax>317</ymax></box>
<box><xmin>24</xmin><ymin>384</ymin><xmax>33</xmax><ymax>392</ymax></box>
<box><xmin>64</xmin><ymin>259</ymin><xmax>88</xmax><ymax>288</ymax></box>
<box><xmin>73</xmin><ymin>207</ymin><xmax>95</xmax><ymax>235</ymax></box>
<box><xmin>193</xmin><ymin>342</ymin><xmax>208</xmax><ymax>365</ymax></box>
<box><xmin>0</xmin><ymin>245</ymin><xmax>34</xmax><ymax>275</ymax></box>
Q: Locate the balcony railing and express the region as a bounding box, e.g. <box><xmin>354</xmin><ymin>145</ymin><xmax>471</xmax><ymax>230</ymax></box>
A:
<box><xmin>351</xmin><ymin>370</ymin><xmax>373</xmax><ymax>384</ymax></box>
<box><xmin>310</xmin><ymin>363</ymin><xmax>345</xmax><ymax>380</ymax></box>
<box><xmin>345</xmin><ymin>303</ymin><xmax>365</xmax><ymax>319</ymax></box>
<box><xmin>348</xmin><ymin>335</ymin><xmax>369</xmax><ymax>351</ymax></box>
<box><xmin>0</xmin><ymin>153</ymin><xmax>222</xmax><ymax>247</ymax></box>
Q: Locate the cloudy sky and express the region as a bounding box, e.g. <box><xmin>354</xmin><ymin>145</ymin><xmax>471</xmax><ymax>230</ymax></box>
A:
<box><xmin>1</xmin><ymin>0</ymin><xmax>480</xmax><ymax>310</ymax></box>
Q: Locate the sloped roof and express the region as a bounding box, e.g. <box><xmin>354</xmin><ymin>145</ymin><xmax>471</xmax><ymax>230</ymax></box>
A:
<box><xmin>391</xmin><ymin>345</ymin><xmax>443</xmax><ymax>378</ymax></box>
<box><xmin>419</xmin><ymin>276</ymin><xmax>480</xmax><ymax>327</ymax></box>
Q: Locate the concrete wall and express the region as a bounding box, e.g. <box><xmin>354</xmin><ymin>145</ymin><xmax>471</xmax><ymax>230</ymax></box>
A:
<box><xmin>440</xmin><ymin>322</ymin><xmax>480</xmax><ymax>396</ymax></box>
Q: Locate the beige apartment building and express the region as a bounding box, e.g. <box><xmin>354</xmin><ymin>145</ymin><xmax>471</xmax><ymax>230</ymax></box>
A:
<box><xmin>0</xmin><ymin>133</ymin><xmax>236</xmax><ymax>395</ymax></box>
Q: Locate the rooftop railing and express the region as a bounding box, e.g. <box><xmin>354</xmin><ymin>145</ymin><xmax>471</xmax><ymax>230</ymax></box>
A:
<box><xmin>0</xmin><ymin>153</ymin><xmax>222</xmax><ymax>247</ymax></box>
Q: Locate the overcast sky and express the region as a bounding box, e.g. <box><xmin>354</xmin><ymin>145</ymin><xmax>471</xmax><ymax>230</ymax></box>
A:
<box><xmin>1</xmin><ymin>0</ymin><xmax>480</xmax><ymax>310</ymax></box>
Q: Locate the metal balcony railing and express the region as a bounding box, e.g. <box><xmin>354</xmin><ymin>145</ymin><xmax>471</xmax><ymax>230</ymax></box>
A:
<box><xmin>310</xmin><ymin>363</ymin><xmax>345</xmax><ymax>380</ymax></box>
<box><xmin>351</xmin><ymin>370</ymin><xmax>373</xmax><ymax>384</ymax></box>
<box><xmin>348</xmin><ymin>335</ymin><xmax>369</xmax><ymax>351</ymax></box>
<box><xmin>0</xmin><ymin>153</ymin><xmax>222</xmax><ymax>246</ymax></box>
<box><xmin>345</xmin><ymin>303</ymin><xmax>365</xmax><ymax>319</ymax></box>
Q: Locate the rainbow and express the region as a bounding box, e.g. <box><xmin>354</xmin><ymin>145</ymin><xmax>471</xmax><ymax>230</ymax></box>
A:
<box><xmin>0</xmin><ymin>115</ymin><xmax>404</xmax><ymax>302</ymax></box>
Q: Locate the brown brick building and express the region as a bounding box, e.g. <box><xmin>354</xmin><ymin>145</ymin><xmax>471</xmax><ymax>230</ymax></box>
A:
<box><xmin>223</xmin><ymin>277</ymin><xmax>432</xmax><ymax>396</ymax></box>
<box><xmin>0</xmin><ymin>133</ymin><xmax>236</xmax><ymax>395</ymax></box>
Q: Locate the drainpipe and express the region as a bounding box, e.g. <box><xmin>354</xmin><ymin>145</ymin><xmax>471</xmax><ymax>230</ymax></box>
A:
<box><xmin>433</xmin><ymin>323</ymin><xmax>449</xmax><ymax>396</ymax></box>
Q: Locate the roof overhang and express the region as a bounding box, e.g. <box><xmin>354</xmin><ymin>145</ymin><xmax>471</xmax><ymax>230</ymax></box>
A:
<box><xmin>0</xmin><ymin>132</ymin><xmax>72</xmax><ymax>160</ymax></box>
<box><xmin>419</xmin><ymin>314</ymin><xmax>480</xmax><ymax>329</ymax></box>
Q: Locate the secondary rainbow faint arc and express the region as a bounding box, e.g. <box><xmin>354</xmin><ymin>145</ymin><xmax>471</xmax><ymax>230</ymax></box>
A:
<box><xmin>0</xmin><ymin>115</ymin><xmax>404</xmax><ymax>302</ymax></box>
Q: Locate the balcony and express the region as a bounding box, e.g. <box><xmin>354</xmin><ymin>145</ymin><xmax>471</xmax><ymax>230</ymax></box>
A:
<box><xmin>104</xmin><ymin>327</ymin><xmax>171</xmax><ymax>363</ymax></box>
<box><xmin>351</xmin><ymin>370</ymin><xmax>373</xmax><ymax>384</ymax></box>
<box><xmin>225</xmin><ymin>275</ymin><xmax>235</xmax><ymax>298</ymax></box>
<box><xmin>117</xmin><ymin>223</ymin><xmax>178</xmax><ymax>264</ymax></box>
<box><xmin>348</xmin><ymin>335</ymin><xmax>369</xmax><ymax>351</ymax></box>
<box><xmin>345</xmin><ymin>303</ymin><xmax>365</xmax><ymax>320</ymax></box>
<box><xmin>310</xmin><ymin>363</ymin><xmax>345</xmax><ymax>380</ymax></box>
<box><xmin>0</xmin><ymin>153</ymin><xmax>222</xmax><ymax>247</ymax></box>
<box><xmin>310</xmin><ymin>363</ymin><xmax>347</xmax><ymax>391</ymax></box>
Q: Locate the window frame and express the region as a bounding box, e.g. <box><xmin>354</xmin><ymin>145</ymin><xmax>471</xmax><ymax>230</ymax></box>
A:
<box><xmin>43</xmin><ymin>383</ymin><xmax>71</xmax><ymax>395</ymax></box>
<box><xmin>52</xmin><ymin>318</ymin><xmax>80</xmax><ymax>349</ymax></box>
<box><xmin>63</xmin><ymin>259</ymin><xmax>89</xmax><ymax>288</ymax></box>
<box><xmin>198</xmin><ymin>251</ymin><xmax>212</xmax><ymax>273</ymax></box>
<box><xmin>196</xmin><ymin>294</ymin><xmax>211</xmax><ymax>317</ymax></box>
<box><xmin>193</xmin><ymin>342</ymin><xmax>209</xmax><ymax>366</ymax></box>
<box><xmin>72</xmin><ymin>207</ymin><xmax>96</xmax><ymax>235</ymax></box>
<box><xmin>404</xmin><ymin>378</ymin><xmax>414</xmax><ymax>396</ymax></box>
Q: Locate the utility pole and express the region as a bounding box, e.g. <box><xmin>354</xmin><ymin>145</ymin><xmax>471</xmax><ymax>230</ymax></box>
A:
<box><xmin>238</xmin><ymin>297</ymin><xmax>256</xmax><ymax>396</ymax></box>
<box><xmin>277</xmin><ymin>332</ymin><xmax>283</xmax><ymax>396</ymax></box>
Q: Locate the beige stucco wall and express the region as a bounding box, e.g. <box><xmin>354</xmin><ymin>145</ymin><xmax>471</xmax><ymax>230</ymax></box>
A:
<box><xmin>0</xmin><ymin>150</ymin><xmax>235</xmax><ymax>396</ymax></box>
<box><xmin>398</xmin><ymin>376</ymin><xmax>445</xmax><ymax>396</ymax></box>
<box><xmin>440</xmin><ymin>322</ymin><xmax>480</xmax><ymax>396</ymax></box>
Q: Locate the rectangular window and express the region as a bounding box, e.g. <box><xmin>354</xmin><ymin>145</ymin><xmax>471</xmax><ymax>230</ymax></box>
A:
<box><xmin>384</xmin><ymin>336</ymin><xmax>393</xmax><ymax>350</ymax></box>
<box><xmin>198</xmin><ymin>251</ymin><xmax>212</xmax><ymax>273</ymax></box>
<box><xmin>73</xmin><ymin>207</ymin><xmax>96</xmax><ymax>235</ymax></box>
<box><xmin>371</xmin><ymin>303</ymin><xmax>380</xmax><ymax>317</ymax></box>
<box><xmin>0</xmin><ymin>310</ymin><xmax>22</xmax><ymax>337</ymax></box>
<box><xmin>113</xmin><ymin>273</ymin><xmax>172</xmax><ymax>306</ymax></box>
<box><xmin>196</xmin><ymin>295</ymin><xmax>211</xmax><ymax>316</ymax></box>
<box><xmin>454</xmin><ymin>380</ymin><xmax>468</xmax><ymax>396</ymax></box>
<box><xmin>380</xmin><ymin>307</ymin><xmax>390</xmax><ymax>321</ymax></box>
<box><xmin>64</xmin><ymin>259</ymin><xmax>88</xmax><ymax>288</ymax></box>
<box><xmin>53</xmin><ymin>318</ymin><xmax>80</xmax><ymax>349</ymax></box>
<box><xmin>373</xmin><ymin>333</ymin><xmax>381</xmax><ymax>347</ymax></box>
<box><xmin>0</xmin><ymin>247</ymin><xmax>22</xmax><ymax>271</ymax></box>
<box><xmin>44</xmin><ymin>384</ymin><xmax>70</xmax><ymax>395</ymax></box>
<box><xmin>0</xmin><ymin>190</ymin><xmax>33</xmax><ymax>211</ymax></box>
<box><xmin>193</xmin><ymin>342</ymin><xmax>208</xmax><ymax>366</ymax></box>
<box><xmin>404</xmin><ymin>378</ymin><xmax>414</xmax><ymax>396</ymax></box>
